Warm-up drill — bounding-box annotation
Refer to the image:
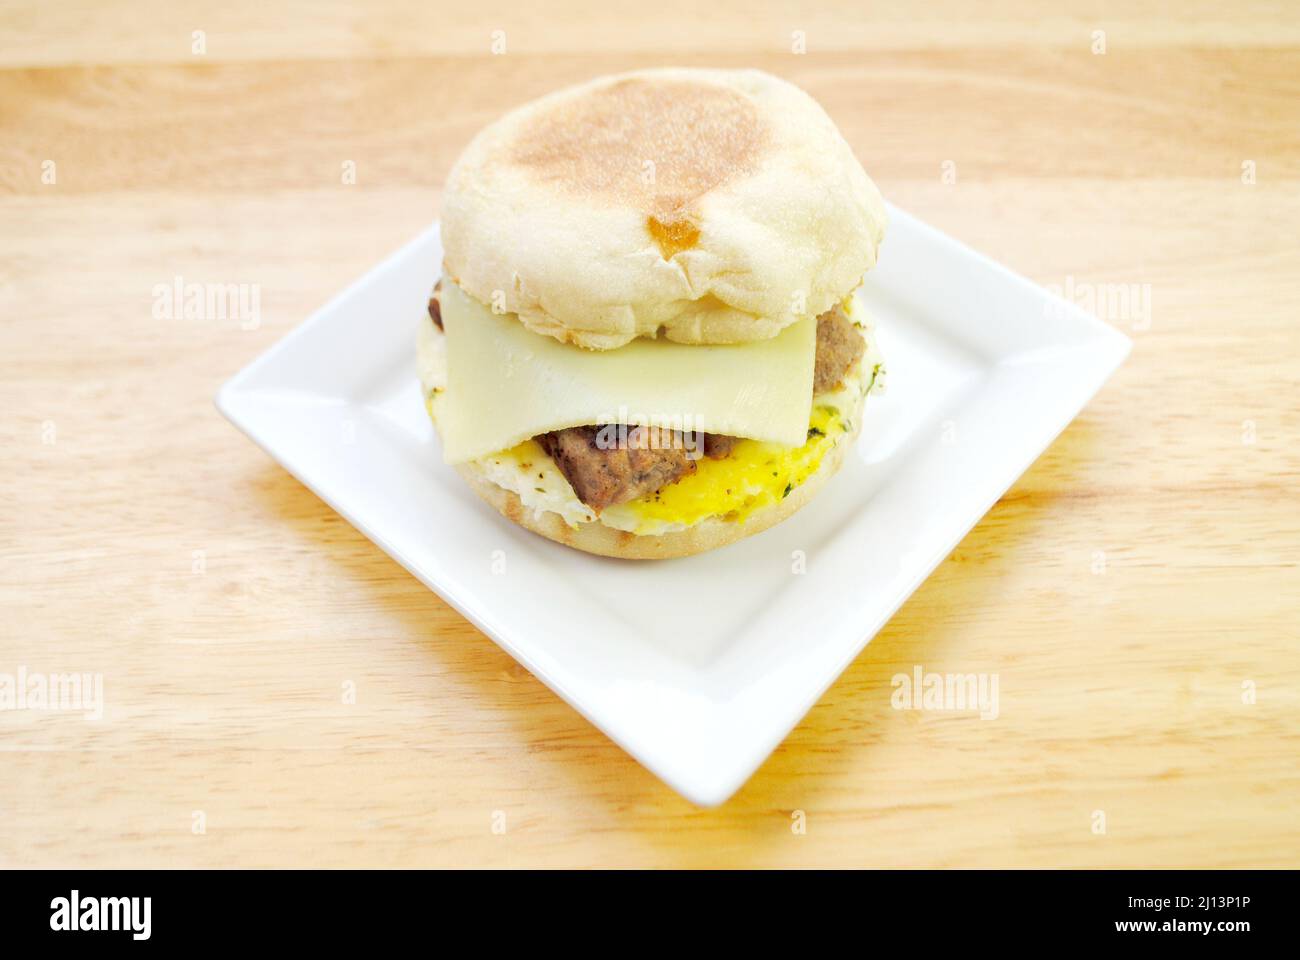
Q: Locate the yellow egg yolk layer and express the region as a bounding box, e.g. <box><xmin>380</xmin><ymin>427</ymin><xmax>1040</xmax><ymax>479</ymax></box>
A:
<box><xmin>621</xmin><ymin>404</ymin><xmax>847</xmax><ymax>529</ymax></box>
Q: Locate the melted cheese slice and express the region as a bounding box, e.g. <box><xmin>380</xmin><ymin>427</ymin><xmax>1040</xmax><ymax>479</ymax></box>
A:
<box><xmin>437</xmin><ymin>282</ymin><xmax>816</xmax><ymax>463</ymax></box>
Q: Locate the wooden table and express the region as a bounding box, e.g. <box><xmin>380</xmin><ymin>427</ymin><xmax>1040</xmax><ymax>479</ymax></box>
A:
<box><xmin>3</xmin><ymin>0</ymin><xmax>1297</xmax><ymax>868</ymax></box>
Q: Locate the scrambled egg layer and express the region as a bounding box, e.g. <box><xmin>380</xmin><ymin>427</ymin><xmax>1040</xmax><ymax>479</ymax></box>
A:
<box><xmin>477</xmin><ymin>436</ymin><xmax>599</xmax><ymax>529</ymax></box>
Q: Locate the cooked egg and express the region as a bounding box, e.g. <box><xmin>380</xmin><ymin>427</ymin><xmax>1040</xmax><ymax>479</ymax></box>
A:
<box><xmin>605</xmin><ymin>404</ymin><xmax>844</xmax><ymax>532</ymax></box>
<box><xmin>478</xmin><ymin>437</ymin><xmax>598</xmax><ymax>529</ymax></box>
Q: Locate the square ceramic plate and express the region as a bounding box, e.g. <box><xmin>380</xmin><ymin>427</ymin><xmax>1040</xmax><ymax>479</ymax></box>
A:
<box><xmin>217</xmin><ymin>205</ymin><xmax>1130</xmax><ymax>806</ymax></box>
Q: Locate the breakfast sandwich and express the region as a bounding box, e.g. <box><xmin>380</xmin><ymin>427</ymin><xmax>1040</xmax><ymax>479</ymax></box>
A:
<box><xmin>419</xmin><ymin>67</ymin><xmax>887</xmax><ymax>559</ymax></box>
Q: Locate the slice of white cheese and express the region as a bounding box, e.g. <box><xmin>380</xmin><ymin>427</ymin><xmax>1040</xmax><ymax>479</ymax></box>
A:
<box><xmin>436</xmin><ymin>282</ymin><xmax>816</xmax><ymax>464</ymax></box>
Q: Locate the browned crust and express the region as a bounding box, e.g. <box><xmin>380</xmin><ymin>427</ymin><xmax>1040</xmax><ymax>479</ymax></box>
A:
<box><xmin>509</xmin><ymin>77</ymin><xmax>766</xmax><ymax>222</ymax></box>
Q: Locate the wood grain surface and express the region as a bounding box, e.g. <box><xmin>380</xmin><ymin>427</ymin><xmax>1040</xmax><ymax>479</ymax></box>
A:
<box><xmin>2</xmin><ymin>1</ymin><xmax>1297</xmax><ymax>868</ymax></box>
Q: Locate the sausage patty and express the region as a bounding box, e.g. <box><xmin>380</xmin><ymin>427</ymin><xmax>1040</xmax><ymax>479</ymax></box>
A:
<box><xmin>536</xmin><ymin>426</ymin><xmax>697</xmax><ymax>511</ymax></box>
<box><xmin>813</xmin><ymin>304</ymin><xmax>864</xmax><ymax>394</ymax></box>
<box><xmin>537</xmin><ymin>305</ymin><xmax>864</xmax><ymax>510</ymax></box>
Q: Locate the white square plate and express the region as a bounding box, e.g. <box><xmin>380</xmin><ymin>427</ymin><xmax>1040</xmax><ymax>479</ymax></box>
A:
<box><xmin>217</xmin><ymin>205</ymin><xmax>1130</xmax><ymax>806</ymax></box>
